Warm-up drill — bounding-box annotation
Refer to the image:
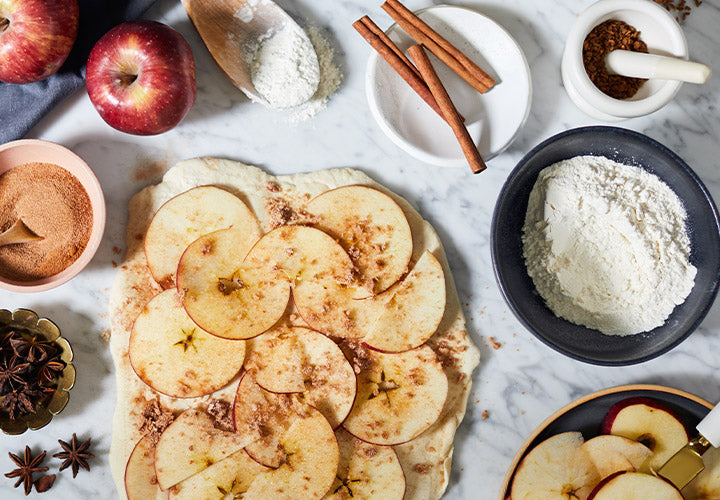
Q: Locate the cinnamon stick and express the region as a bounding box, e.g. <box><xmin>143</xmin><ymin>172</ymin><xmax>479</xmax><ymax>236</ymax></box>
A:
<box><xmin>383</xmin><ymin>0</ymin><xmax>496</xmax><ymax>93</ymax></box>
<box><xmin>408</xmin><ymin>44</ymin><xmax>486</xmax><ymax>174</ymax></box>
<box><xmin>353</xmin><ymin>17</ymin><xmax>446</xmax><ymax>120</ymax></box>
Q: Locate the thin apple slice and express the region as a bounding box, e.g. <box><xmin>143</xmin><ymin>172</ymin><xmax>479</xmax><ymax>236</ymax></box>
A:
<box><xmin>682</xmin><ymin>446</ymin><xmax>720</xmax><ymax>500</ymax></box>
<box><xmin>178</xmin><ymin>227</ymin><xmax>290</xmax><ymax>340</ymax></box>
<box><xmin>509</xmin><ymin>432</ymin><xmax>600</xmax><ymax>500</ymax></box>
<box><xmin>125</xmin><ymin>436</ymin><xmax>166</xmax><ymax>500</ymax></box>
<box><xmin>342</xmin><ymin>344</ymin><xmax>448</xmax><ymax>445</ymax></box>
<box><xmin>363</xmin><ymin>251</ymin><xmax>446</xmax><ymax>352</ymax></box>
<box><xmin>243</xmin><ymin>406</ymin><xmax>340</xmax><ymax>500</ymax></box>
<box><xmin>324</xmin><ymin>428</ymin><xmax>405</xmax><ymax>500</ymax></box>
<box><xmin>155</xmin><ymin>407</ymin><xmax>258</xmax><ymax>490</ymax></box>
<box><xmin>307</xmin><ymin>185</ymin><xmax>413</xmax><ymax>296</ymax></box>
<box><xmin>169</xmin><ymin>449</ymin><xmax>269</xmax><ymax>500</ymax></box>
<box><xmin>602</xmin><ymin>397</ymin><xmax>689</xmax><ymax>471</ymax></box>
<box><xmin>129</xmin><ymin>289</ymin><xmax>246</xmax><ymax>398</ymax></box>
<box><xmin>145</xmin><ymin>186</ymin><xmax>261</xmax><ymax>288</ymax></box>
<box><xmin>248</xmin><ymin>326</ymin><xmax>357</xmax><ymax>428</ymax></box>
<box><xmin>588</xmin><ymin>471</ymin><xmax>683</xmax><ymax>500</ymax></box>
<box><xmin>579</xmin><ymin>435</ymin><xmax>652</xmax><ymax>479</ymax></box>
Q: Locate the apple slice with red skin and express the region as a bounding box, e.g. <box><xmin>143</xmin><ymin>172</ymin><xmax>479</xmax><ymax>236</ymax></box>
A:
<box><xmin>178</xmin><ymin>227</ymin><xmax>290</xmax><ymax>340</ymax></box>
<box><xmin>342</xmin><ymin>344</ymin><xmax>448</xmax><ymax>446</ymax></box>
<box><xmin>243</xmin><ymin>406</ymin><xmax>339</xmax><ymax>500</ymax></box>
<box><xmin>86</xmin><ymin>20</ymin><xmax>196</xmax><ymax>135</ymax></box>
<box><xmin>168</xmin><ymin>449</ymin><xmax>269</xmax><ymax>500</ymax></box>
<box><xmin>145</xmin><ymin>185</ymin><xmax>261</xmax><ymax>289</ymax></box>
<box><xmin>155</xmin><ymin>407</ymin><xmax>258</xmax><ymax>490</ymax></box>
<box><xmin>682</xmin><ymin>446</ymin><xmax>720</xmax><ymax>499</ymax></box>
<box><xmin>579</xmin><ymin>434</ymin><xmax>652</xmax><ymax>479</ymax></box>
<box><xmin>129</xmin><ymin>289</ymin><xmax>246</xmax><ymax>398</ymax></box>
<box><xmin>0</xmin><ymin>0</ymin><xmax>78</xmax><ymax>83</ymax></box>
<box><xmin>509</xmin><ymin>432</ymin><xmax>600</xmax><ymax>500</ymax></box>
<box><xmin>125</xmin><ymin>435</ymin><xmax>166</xmax><ymax>500</ymax></box>
<box><xmin>306</xmin><ymin>185</ymin><xmax>413</xmax><ymax>297</ymax></box>
<box><xmin>247</xmin><ymin>326</ymin><xmax>357</xmax><ymax>428</ymax></box>
<box><xmin>602</xmin><ymin>397</ymin><xmax>689</xmax><ymax>471</ymax></box>
<box><xmin>587</xmin><ymin>471</ymin><xmax>683</xmax><ymax>500</ymax></box>
<box><xmin>324</xmin><ymin>428</ymin><xmax>405</xmax><ymax>500</ymax></box>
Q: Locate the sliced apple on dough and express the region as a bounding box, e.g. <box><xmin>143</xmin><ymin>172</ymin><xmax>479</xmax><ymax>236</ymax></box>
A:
<box><xmin>579</xmin><ymin>435</ymin><xmax>652</xmax><ymax>479</ymax></box>
<box><xmin>682</xmin><ymin>446</ymin><xmax>720</xmax><ymax>500</ymax></box>
<box><xmin>588</xmin><ymin>471</ymin><xmax>683</xmax><ymax>500</ymax></box>
<box><xmin>248</xmin><ymin>326</ymin><xmax>356</xmax><ymax>428</ymax></box>
<box><xmin>243</xmin><ymin>406</ymin><xmax>340</xmax><ymax>500</ymax></box>
<box><xmin>509</xmin><ymin>432</ymin><xmax>600</xmax><ymax>500</ymax></box>
<box><xmin>155</xmin><ymin>407</ymin><xmax>258</xmax><ymax>490</ymax></box>
<box><xmin>363</xmin><ymin>251</ymin><xmax>446</xmax><ymax>352</ymax></box>
<box><xmin>307</xmin><ymin>185</ymin><xmax>412</xmax><ymax>296</ymax></box>
<box><xmin>129</xmin><ymin>289</ymin><xmax>246</xmax><ymax>398</ymax></box>
<box><xmin>145</xmin><ymin>186</ymin><xmax>261</xmax><ymax>288</ymax></box>
<box><xmin>324</xmin><ymin>428</ymin><xmax>405</xmax><ymax>500</ymax></box>
<box><xmin>125</xmin><ymin>436</ymin><xmax>166</xmax><ymax>500</ymax></box>
<box><xmin>169</xmin><ymin>449</ymin><xmax>269</xmax><ymax>500</ymax></box>
<box><xmin>342</xmin><ymin>344</ymin><xmax>447</xmax><ymax>445</ymax></box>
<box><xmin>178</xmin><ymin>227</ymin><xmax>290</xmax><ymax>340</ymax></box>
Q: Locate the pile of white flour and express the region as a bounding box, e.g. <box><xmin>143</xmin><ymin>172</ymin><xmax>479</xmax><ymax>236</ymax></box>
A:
<box><xmin>522</xmin><ymin>155</ymin><xmax>697</xmax><ymax>336</ymax></box>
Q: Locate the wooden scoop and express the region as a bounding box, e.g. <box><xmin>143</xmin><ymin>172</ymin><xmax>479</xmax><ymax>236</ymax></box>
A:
<box><xmin>0</xmin><ymin>219</ymin><xmax>43</xmax><ymax>247</ymax></box>
<box><xmin>182</xmin><ymin>0</ymin><xmax>319</xmax><ymax>104</ymax></box>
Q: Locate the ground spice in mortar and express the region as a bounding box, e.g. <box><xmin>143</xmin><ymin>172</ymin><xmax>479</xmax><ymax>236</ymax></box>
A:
<box><xmin>582</xmin><ymin>20</ymin><xmax>649</xmax><ymax>100</ymax></box>
<box><xmin>0</xmin><ymin>162</ymin><xmax>92</xmax><ymax>282</ymax></box>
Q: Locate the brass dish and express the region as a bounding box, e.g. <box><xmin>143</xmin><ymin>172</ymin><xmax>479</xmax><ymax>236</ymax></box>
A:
<box><xmin>0</xmin><ymin>308</ymin><xmax>76</xmax><ymax>434</ymax></box>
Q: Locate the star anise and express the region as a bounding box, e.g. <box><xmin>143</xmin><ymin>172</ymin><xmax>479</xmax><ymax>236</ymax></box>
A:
<box><xmin>0</xmin><ymin>329</ymin><xmax>20</xmax><ymax>360</ymax></box>
<box><xmin>10</xmin><ymin>335</ymin><xmax>55</xmax><ymax>364</ymax></box>
<box><xmin>0</xmin><ymin>356</ymin><xmax>30</xmax><ymax>396</ymax></box>
<box><xmin>4</xmin><ymin>446</ymin><xmax>48</xmax><ymax>496</ymax></box>
<box><xmin>53</xmin><ymin>434</ymin><xmax>94</xmax><ymax>478</ymax></box>
<box><xmin>0</xmin><ymin>386</ymin><xmax>37</xmax><ymax>419</ymax></box>
<box><xmin>37</xmin><ymin>358</ymin><xmax>65</xmax><ymax>386</ymax></box>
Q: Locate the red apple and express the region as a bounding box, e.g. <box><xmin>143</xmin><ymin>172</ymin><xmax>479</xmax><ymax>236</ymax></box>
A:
<box><xmin>0</xmin><ymin>0</ymin><xmax>78</xmax><ymax>83</ymax></box>
<box><xmin>86</xmin><ymin>20</ymin><xmax>196</xmax><ymax>135</ymax></box>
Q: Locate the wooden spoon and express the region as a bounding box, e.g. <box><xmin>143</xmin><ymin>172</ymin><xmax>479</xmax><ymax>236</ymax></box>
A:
<box><xmin>182</xmin><ymin>0</ymin><xmax>319</xmax><ymax>104</ymax></box>
<box><xmin>0</xmin><ymin>219</ymin><xmax>43</xmax><ymax>247</ymax></box>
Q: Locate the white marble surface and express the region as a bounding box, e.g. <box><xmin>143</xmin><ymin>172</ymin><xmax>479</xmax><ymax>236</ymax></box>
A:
<box><xmin>1</xmin><ymin>0</ymin><xmax>720</xmax><ymax>498</ymax></box>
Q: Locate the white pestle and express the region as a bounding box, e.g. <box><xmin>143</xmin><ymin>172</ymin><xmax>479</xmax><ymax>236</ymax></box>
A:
<box><xmin>606</xmin><ymin>50</ymin><xmax>711</xmax><ymax>84</ymax></box>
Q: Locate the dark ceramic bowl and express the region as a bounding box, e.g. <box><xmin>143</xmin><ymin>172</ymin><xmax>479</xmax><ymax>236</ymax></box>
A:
<box><xmin>491</xmin><ymin>126</ymin><xmax>720</xmax><ymax>365</ymax></box>
<box><xmin>498</xmin><ymin>384</ymin><xmax>713</xmax><ymax>499</ymax></box>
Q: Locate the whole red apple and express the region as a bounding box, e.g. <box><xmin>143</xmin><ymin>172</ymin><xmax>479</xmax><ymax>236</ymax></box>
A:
<box><xmin>0</xmin><ymin>0</ymin><xmax>79</xmax><ymax>83</ymax></box>
<box><xmin>86</xmin><ymin>21</ymin><xmax>196</xmax><ymax>136</ymax></box>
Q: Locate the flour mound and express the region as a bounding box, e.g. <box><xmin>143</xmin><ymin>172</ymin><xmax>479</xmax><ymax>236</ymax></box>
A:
<box><xmin>522</xmin><ymin>155</ymin><xmax>697</xmax><ymax>336</ymax></box>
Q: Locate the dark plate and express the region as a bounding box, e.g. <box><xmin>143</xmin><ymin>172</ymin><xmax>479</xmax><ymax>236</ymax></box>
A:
<box><xmin>491</xmin><ymin>126</ymin><xmax>720</xmax><ymax>365</ymax></box>
<box><xmin>498</xmin><ymin>384</ymin><xmax>714</xmax><ymax>499</ymax></box>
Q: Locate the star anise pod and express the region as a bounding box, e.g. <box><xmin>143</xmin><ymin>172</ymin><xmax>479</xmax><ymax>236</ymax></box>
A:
<box><xmin>0</xmin><ymin>329</ymin><xmax>19</xmax><ymax>360</ymax></box>
<box><xmin>37</xmin><ymin>358</ymin><xmax>65</xmax><ymax>386</ymax></box>
<box><xmin>4</xmin><ymin>446</ymin><xmax>48</xmax><ymax>496</ymax></box>
<box><xmin>53</xmin><ymin>434</ymin><xmax>94</xmax><ymax>478</ymax></box>
<box><xmin>0</xmin><ymin>386</ymin><xmax>38</xmax><ymax>419</ymax></box>
<box><xmin>0</xmin><ymin>356</ymin><xmax>30</xmax><ymax>396</ymax></box>
<box><xmin>10</xmin><ymin>335</ymin><xmax>55</xmax><ymax>364</ymax></box>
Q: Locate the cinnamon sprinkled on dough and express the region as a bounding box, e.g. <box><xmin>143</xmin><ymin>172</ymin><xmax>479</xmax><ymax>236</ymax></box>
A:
<box><xmin>207</xmin><ymin>399</ymin><xmax>234</xmax><ymax>432</ymax></box>
<box><xmin>138</xmin><ymin>398</ymin><xmax>174</xmax><ymax>445</ymax></box>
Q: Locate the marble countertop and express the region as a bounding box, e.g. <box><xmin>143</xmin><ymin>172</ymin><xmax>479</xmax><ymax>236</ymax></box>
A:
<box><xmin>1</xmin><ymin>0</ymin><xmax>719</xmax><ymax>498</ymax></box>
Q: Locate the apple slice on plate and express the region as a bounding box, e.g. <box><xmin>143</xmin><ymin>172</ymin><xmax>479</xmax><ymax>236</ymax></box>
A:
<box><xmin>306</xmin><ymin>185</ymin><xmax>413</xmax><ymax>296</ymax></box>
<box><xmin>248</xmin><ymin>326</ymin><xmax>357</xmax><ymax>428</ymax></box>
<box><xmin>362</xmin><ymin>251</ymin><xmax>446</xmax><ymax>353</ymax></box>
<box><xmin>129</xmin><ymin>289</ymin><xmax>246</xmax><ymax>398</ymax></box>
<box><xmin>682</xmin><ymin>446</ymin><xmax>720</xmax><ymax>500</ymax></box>
<box><xmin>178</xmin><ymin>227</ymin><xmax>290</xmax><ymax>340</ymax></box>
<box><xmin>169</xmin><ymin>449</ymin><xmax>269</xmax><ymax>500</ymax></box>
<box><xmin>601</xmin><ymin>397</ymin><xmax>689</xmax><ymax>471</ymax></box>
<box><xmin>125</xmin><ymin>436</ymin><xmax>166</xmax><ymax>500</ymax></box>
<box><xmin>243</xmin><ymin>406</ymin><xmax>340</xmax><ymax>500</ymax></box>
<box><xmin>155</xmin><ymin>407</ymin><xmax>258</xmax><ymax>490</ymax></box>
<box><xmin>145</xmin><ymin>185</ymin><xmax>261</xmax><ymax>288</ymax></box>
<box><xmin>579</xmin><ymin>434</ymin><xmax>652</xmax><ymax>479</ymax></box>
<box><xmin>342</xmin><ymin>344</ymin><xmax>447</xmax><ymax>445</ymax></box>
<box><xmin>509</xmin><ymin>432</ymin><xmax>600</xmax><ymax>500</ymax></box>
<box><xmin>588</xmin><ymin>471</ymin><xmax>683</xmax><ymax>500</ymax></box>
<box><xmin>324</xmin><ymin>428</ymin><xmax>405</xmax><ymax>500</ymax></box>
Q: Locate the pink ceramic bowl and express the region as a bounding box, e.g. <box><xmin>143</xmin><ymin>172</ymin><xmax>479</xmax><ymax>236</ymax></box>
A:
<box><xmin>0</xmin><ymin>139</ymin><xmax>106</xmax><ymax>293</ymax></box>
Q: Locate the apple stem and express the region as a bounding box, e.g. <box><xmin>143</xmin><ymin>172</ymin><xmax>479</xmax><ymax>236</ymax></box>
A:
<box><xmin>117</xmin><ymin>73</ymin><xmax>138</xmax><ymax>87</ymax></box>
<box><xmin>0</xmin><ymin>18</ymin><xmax>9</xmax><ymax>34</ymax></box>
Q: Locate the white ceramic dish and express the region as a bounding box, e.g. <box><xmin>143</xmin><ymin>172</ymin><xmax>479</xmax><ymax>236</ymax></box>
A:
<box><xmin>365</xmin><ymin>5</ymin><xmax>532</xmax><ymax>167</ymax></box>
<box><xmin>561</xmin><ymin>0</ymin><xmax>688</xmax><ymax>121</ymax></box>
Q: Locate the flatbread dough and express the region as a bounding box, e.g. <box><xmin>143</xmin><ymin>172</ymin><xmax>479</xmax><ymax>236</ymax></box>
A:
<box><xmin>109</xmin><ymin>158</ymin><xmax>480</xmax><ymax>499</ymax></box>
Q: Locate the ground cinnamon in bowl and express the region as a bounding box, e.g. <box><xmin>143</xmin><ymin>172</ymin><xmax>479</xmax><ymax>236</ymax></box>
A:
<box><xmin>0</xmin><ymin>162</ymin><xmax>93</xmax><ymax>282</ymax></box>
<box><xmin>582</xmin><ymin>20</ymin><xmax>649</xmax><ymax>100</ymax></box>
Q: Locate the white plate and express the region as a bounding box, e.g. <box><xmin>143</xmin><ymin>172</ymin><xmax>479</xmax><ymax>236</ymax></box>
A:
<box><xmin>366</xmin><ymin>5</ymin><xmax>532</xmax><ymax>167</ymax></box>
